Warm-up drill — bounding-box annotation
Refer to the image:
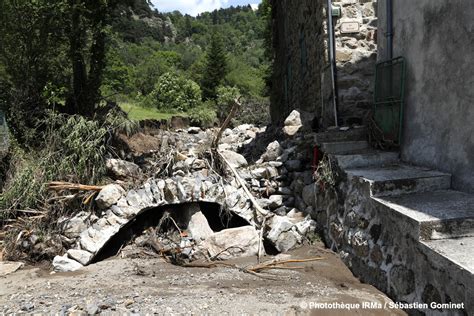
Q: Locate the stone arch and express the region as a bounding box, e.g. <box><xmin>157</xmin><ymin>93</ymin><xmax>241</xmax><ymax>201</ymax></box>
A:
<box><xmin>56</xmin><ymin>176</ymin><xmax>258</xmax><ymax>269</ymax></box>
<box><xmin>91</xmin><ymin>201</ymin><xmax>250</xmax><ymax>263</ymax></box>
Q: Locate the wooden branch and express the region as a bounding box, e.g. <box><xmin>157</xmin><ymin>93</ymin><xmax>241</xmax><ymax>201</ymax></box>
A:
<box><xmin>212</xmin><ymin>97</ymin><xmax>241</xmax><ymax>149</ymax></box>
<box><xmin>216</xmin><ymin>150</ymin><xmax>271</xmax><ymax>220</ymax></box>
<box><xmin>48</xmin><ymin>181</ymin><xmax>103</xmax><ymax>192</ymax></box>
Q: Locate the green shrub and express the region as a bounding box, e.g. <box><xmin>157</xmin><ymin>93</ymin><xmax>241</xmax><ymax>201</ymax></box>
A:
<box><xmin>216</xmin><ymin>85</ymin><xmax>240</xmax><ymax>121</ymax></box>
<box><xmin>188</xmin><ymin>101</ymin><xmax>217</xmax><ymax>127</ymax></box>
<box><xmin>145</xmin><ymin>72</ymin><xmax>201</xmax><ymax>112</ymax></box>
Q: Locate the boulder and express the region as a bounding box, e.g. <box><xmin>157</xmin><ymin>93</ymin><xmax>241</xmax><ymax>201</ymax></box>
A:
<box><xmin>106</xmin><ymin>159</ymin><xmax>140</xmax><ymax>179</ymax></box>
<box><xmin>261</xmin><ymin>141</ymin><xmax>282</xmax><ymax>162</ymax></box>
<box><xmin>286</xmin><ymin>208</ymin><xmax>306</xmax><ymax>223</ymax></box>
<box><xmin>0</xmin><ymin>262</ymin><xmax>24</xmax><ymax>277</ymax></box>
<box><xmin>187</xmin><ymin>127</ymin><xmax>201</xmax><ymax>134</ymax></box>
<box><xmin>200</xmin><ymin>226</ymin><xmax>260</xmax><ymax>260</ymax></box>
<box><xmin>67</xmin><ymin>249</ymin><xmax>93</xmax><ymax>266</ymax></box>
<box><xmin>266</xmin><ymin>216</ymin><xmax>300</xmax><ymax>252</ymax></box>
<box><xmin>284</xmin><ymin>110</ymin><xmax>302</xmax><ymax>127</ymax></box>
<box><xmin>185</xmin><ymin>205</ymin><xmax>214</xmax><ymax>242</ymax></box>
<box><xmin>79</xmin><ymin>225</ymin><xmax>120</xmax><ymax>254</ymax></box>
<box><xmin>61</xmin><ymin>212</ymin><xmax>90</xmax><ymax>239</ymax></box>
<box><xmin>221</xmin><ymin>150</ymin><xmax>248</xmax><ymax>168</ymax></box>
<box><xmin>95</xmin><ymin>184</ymin><xmax>125</xmax><ymax>209</ymax></box>
<box><xmin>283</xmin><ymin>125</ymin><xmax>301</xmax><ymax>136</ymax></box>
<box><xmin>52</xmin><ymin>255</ymin><xmax>83</xmax><ymax>272</ymax></box>
<box><xmin>268</xmin><ymin>195</ymin><xmax>284</xmax><ymax>209</ymax></box>
<box><xmin>283</xmin><ymin>110</ymin><xmax>303</xmax><ymax>136</ymax></box>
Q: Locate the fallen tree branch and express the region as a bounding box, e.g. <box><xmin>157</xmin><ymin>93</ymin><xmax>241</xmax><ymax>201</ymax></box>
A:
<box><xmin>216</xmin><ymin>150</ymin><xmax>271</xmax><ymax>220</ymax></box>
<box><xmin>48</xmin><ymin>181</ymin><xmax>103</xmax><ymax>192</ymax></box>
<box><xmin>212</xmin><ymin>97</ymin><xmax>241</xmax><ymax>149</ymax></box>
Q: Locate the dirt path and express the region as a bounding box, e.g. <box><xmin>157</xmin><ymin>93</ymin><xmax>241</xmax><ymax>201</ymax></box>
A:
<box><xmin>0</xmin><ymin>244</ymin><xmax>405</xmax><ymax>315</ymax></box>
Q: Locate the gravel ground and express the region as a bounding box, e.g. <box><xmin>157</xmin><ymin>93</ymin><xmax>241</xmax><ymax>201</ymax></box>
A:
<box><xmin>0</xmin><ymin>244</ymin><xmax>405</xmax><ymax>315</ymax></box>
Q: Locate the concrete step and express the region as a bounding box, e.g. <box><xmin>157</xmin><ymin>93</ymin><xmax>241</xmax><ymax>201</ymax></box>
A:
<box><xmin>346</xmin><ymin>163</ymin><xmax>451</xmax><ymax>197</ymax></box>
<box><xmin>320</xmin><ymin>140</ymin><xmax>369</xmax><ymax>155</ymax></box>
<box><xmin>334</xmin><ymin>151</ymin><xmax>400</xmax><ymax>169</ymax></box>
<box><xmin>421</xmin><ymin>236</ymin><xmax>474</xmax><ymax>275</ymax></box>
<box><xmin>315</xmin><ymin>126</ymin><xmax>367</xmax><ymax>144</ymax></box>
<box><xmin>373</xmin><ymin>190</ymin><xmax>474</xmax><ymax>240</ymax></box>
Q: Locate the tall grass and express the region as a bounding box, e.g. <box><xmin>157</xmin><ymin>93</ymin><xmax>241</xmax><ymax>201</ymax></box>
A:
<box><xmin>0</xmin><ymin>112</ymin><xmax>108</xmax><ymax>217</ymax></box>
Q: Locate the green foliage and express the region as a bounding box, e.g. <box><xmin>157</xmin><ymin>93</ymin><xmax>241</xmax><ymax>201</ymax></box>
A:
<box><xmin>188</xmin><ymin>101</ymin><xmax>217</xmax><ymax>127</ymax></box>
<box><xmin>201</xmin><ymin>32</ymin><xmax>229</xmax><ymax>100</ymax></box>
<box><xmin>215</xmin><ymin>85</ymin><xmax>240</xmax><ymax>120</ymax></box>
<box><xmin>0</xmin><ymin>113</ymin><xmax>108</xmax><ymax>214</ymax></box>
<box><xmin>119</xmin><ymin>102</ymin><xmax>185</xmax><ymax>121</ymax></box>
<box><xmin>146</xmin><ymin>72</ymin><xmax>201</xmax><ymax>112</ymax></box>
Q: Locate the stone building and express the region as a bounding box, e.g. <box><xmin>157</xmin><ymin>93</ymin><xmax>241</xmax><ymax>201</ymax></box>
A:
<box><xmin>377</xmin><ymin>0</ymin><xmax>474</xmax><ymax>193</ymax></box>
<box><xmin>270</xmin><ymin>0</ymin><xmax>474</xmax><ymax>314</ymax></box>
<box><xmin>270</xmin><ymin>0</ymin><xmax>378</xmax><ymax>127</ymax></box>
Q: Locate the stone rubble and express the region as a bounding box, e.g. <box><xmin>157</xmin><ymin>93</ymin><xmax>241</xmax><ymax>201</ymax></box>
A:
<box><xmin>53</xmin><ymin>111</ymin><xmax>319</xmax><ymax>272</ymax></box>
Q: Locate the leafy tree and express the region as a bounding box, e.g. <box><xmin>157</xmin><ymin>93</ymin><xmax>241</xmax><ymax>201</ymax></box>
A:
<box><xmin>201</xmin><ymin>32</ymin><xmax>228</xmax><ymax>100</ymax></box>
<box><xmin>146</xmin><ymin>72</ymin><xmax>201</xmax><ymax>112</ymax></box>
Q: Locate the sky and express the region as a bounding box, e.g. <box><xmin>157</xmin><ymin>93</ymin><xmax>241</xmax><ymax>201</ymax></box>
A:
<box><xmin>151</xmin><ymin>0</ymin><xmax>261</xmax><ymax>16</ymax></box>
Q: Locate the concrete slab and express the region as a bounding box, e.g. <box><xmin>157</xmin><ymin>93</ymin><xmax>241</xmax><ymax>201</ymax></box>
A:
<box><xmin>0</xmin><ymin>262</ymin><xmax>24</xmax><ymax>277</ymax></box>
<box><xmin>334</xmin><ymin>151</ymin><xmax>399</xmax><ymax>169</ymax></box>
<box><xmin>373</xmin><ymin>190</ymin><xmax>474</xmax><ymax>240</ymax></box>
<box><xmin>346</xmin><ymin>163</ymin><xmax>451</xmax><ymax>196</ymax></box>
<box><xmin>421</xmin><ymin>237</ymin><xmax>474</xmax><ymax>274</ymax></box>
<box><xmin>321</xmin><ymin>140</ymin><xmax>369</xmax><ymax>155</ymax></box>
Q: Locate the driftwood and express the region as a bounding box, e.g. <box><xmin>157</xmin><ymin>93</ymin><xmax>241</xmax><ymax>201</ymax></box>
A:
<box><xmin>212</xmin><ymin>97</ymin><xmax>241</xmax><ymax>149</ymax></box>
<box><xmin>48</xmin><ymin>181</ymin><xmax>103</xmax><ymax>192</ymax></box>
<box><xmin>181</xmin><ymin>257</ymin><xmax>325</xmax><ymax>280</ymax></box>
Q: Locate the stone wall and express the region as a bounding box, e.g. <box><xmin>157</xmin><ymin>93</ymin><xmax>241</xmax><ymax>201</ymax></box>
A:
<box><xmin>270</xmin><ymin>0</ymin><xmax>378</xmax><ymax>127</ymax></box>
<box><xmin>313</xmin><ymin>164</ymin><xmax>472</xmax><ymax>315</ymax></box>
<box><xmin>377</xmin><ymin>0</ymin><xmax>474</xmax><ymax>193</ymax></box>
<box><xmin>332</xmin><ymin>0</ymin><xmax>378</xmax><ymax>126</ymax></box>
<box><xmin>269</xmin><ymin>0</ymin><xmax>326</xmax><ymax>123</ymax></box>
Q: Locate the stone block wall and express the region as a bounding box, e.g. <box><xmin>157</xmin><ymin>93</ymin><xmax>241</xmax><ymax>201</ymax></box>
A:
<box><xmin>269</xmin><ymin>0</ymin><xmax>326</xmax><ymax>123</ymax></box>
<box><xmin>332</xmin><ymin>0</ymin><xmax>378</xmax><ymax>126</ymax></box>
<box><xmin>270</xmin><ymin>0</ymin><xmax>378</xmax><ymax>128</ymax></box>
<box><xmin>313</xmin><ymin>167</ymin><xmax>472</xmax><ymax>315</ymax></box>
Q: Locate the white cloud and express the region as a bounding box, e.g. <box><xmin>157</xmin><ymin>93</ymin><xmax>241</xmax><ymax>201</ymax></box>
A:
<box><xmin>250</xmin><ymin>3</ymin><xmax>259</xmax><ymax>10</ymax></box>
<box><xmin>151</xmin><ymin>0</ymin><xmax>231</xmax><ymax>16</ymax></box>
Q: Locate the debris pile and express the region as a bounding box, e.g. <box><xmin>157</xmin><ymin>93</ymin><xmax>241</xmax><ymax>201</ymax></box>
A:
<box><xmin>43</xmin><ymin>110</ymin><xmax>319</xmax><ymax>272</ymax></box>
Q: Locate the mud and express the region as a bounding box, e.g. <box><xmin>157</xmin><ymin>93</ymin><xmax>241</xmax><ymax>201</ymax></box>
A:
<box><xmin>0</xmin><ymin>244</ymin><xmax>405</xmax><ymax>315</ymax></box>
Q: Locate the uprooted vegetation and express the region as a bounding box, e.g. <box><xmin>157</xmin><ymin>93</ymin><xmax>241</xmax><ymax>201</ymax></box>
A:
<box><xmin>0</xmin><ymin>108</ymin><xmax>142</xmax><ymax>259</ymax></box>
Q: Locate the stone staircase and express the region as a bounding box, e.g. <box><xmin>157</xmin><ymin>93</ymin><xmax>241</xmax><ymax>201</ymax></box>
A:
<box><xmin>315</xmin><ymin>127</ymin><xmax>474</xmax><ymax>311</ymax></box>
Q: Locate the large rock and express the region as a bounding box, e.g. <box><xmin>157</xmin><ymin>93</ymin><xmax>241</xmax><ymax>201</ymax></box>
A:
<box><xmin>79</xmin><ymin>225</ymin><xmax>120</xmax><ymax>254</ymax></box>
<box><xmin>0</xmin><ymin>262</ymin><xmax>24</xmax><ymax>277</ymax></box>
<box><xmin>261</xmin><ymin>141</ymin><xmax>282</xmax><ymax>162</ymax></box>
<box><xmin>60</xmin><ymin>212</ymin><xmax>91</xmax><ymax>239</ymax></box>
<box><xmin>52</xmin><ymin>255</ymin><xmax>83</xmax><ymax>272</ymax></box>
<box><xmin>284</xmin><ymin>110</ymin><xmax>302</xmax><ymax>127</ymax></box>
<box><xmin>185</xmin><ymin>204</ymin><xmax>214</xmax><ymax>242</ymax></box>
<box><xmin>106</xmin><ymin>159</ymin><xmax>140</xmax><ymax>179</ymax></box>
<box><xmin>283</xmin><ymin>110</ymin><xmax>302</xmax><ymax>136</ymax></box>
<box><xmin>95</xmin><ymin>184</ymin><xmax>125</xmax><ymax>209</ymax></box>
<box><xmin>221</xmin><ymin>150</ymin><xmax>248</xmax><ymax>168</ymax></box>
<box><xmin>200</xmin><ymin>226</ymin><xmax>260</xmax><ymax>260</ymax></box>
<box><xmin>268</xmin><ymin>195</ymin><xmax>284</xmax><ymax>209</ymax></box>
<box><xmin>266</xmin><ymin>216</ymin><xmax>300</xmax><ymax>252</ymax></box>
<box><xmin>67</xmin><ymin>249</ymin><xmax>93</xmax><ymax>266</ymax></box>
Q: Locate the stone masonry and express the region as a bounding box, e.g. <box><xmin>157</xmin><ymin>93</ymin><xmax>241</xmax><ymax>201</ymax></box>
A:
<box><xmin>270</xmin><ymin>0</ymin><xmax>377</xmax><ymax>127</ymax></box>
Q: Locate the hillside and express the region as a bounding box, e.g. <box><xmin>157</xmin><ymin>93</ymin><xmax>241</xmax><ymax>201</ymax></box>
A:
<box><xmin>104</xmin><ymin>0</ymin><xmax>270</xmax><ymax>124</ymax></box>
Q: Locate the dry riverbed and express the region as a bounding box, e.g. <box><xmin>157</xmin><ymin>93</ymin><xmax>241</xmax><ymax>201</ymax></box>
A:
<box><xmin>0</xmin><ymin>244</ymin><xmax>405</xmax><ymax>315</ymax></box>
